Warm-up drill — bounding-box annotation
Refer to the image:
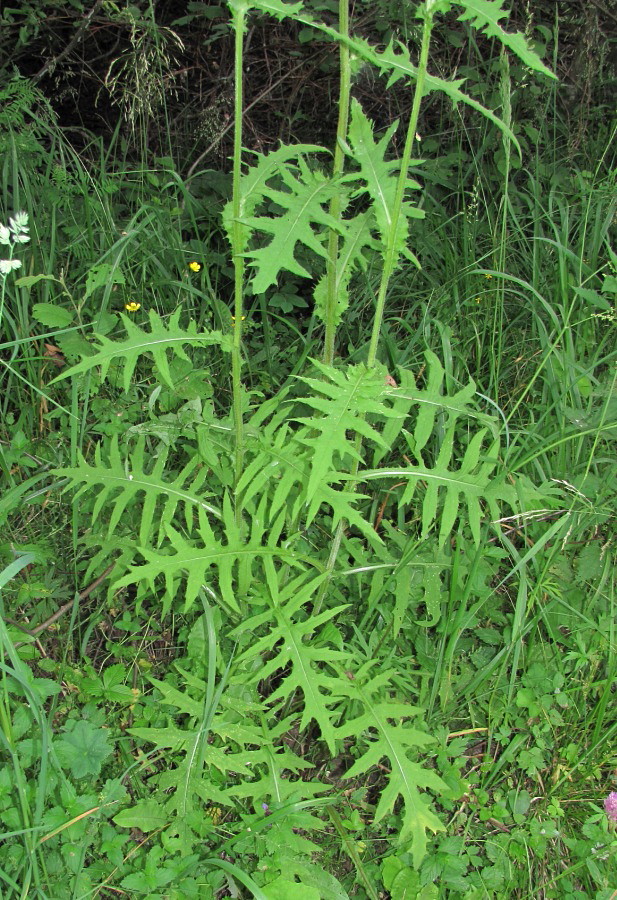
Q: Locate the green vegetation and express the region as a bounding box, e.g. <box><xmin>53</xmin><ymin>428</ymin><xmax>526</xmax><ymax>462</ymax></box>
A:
<box><xmin>0</xmin><ymin>0</ymin><xmax>615</xmax><ymax>897</ymax></box>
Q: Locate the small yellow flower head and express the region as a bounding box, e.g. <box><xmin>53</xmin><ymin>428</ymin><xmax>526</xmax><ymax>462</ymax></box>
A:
<box><xmin>231</xmin><ymin>315</ymin><xmax>246</xmax><ymax>327</ymax></box>
<box><xmin>484</xmin><ymin>273</ymin><xmax>493</xmax><ymax>280</ymax></box>
<box><xmin>189</xmin><ymin>261</ymin><xmax>202</xmax><ymax>273</ymax></box>
<box><xmin>125</xmin><ymin>301</ymin><xmax>141</xmax><ymax>312</ymax></box>
<box><xmin>475</xmin><ymin>297</ymin><xmax>481</xmax><ymax>304</ymax></box>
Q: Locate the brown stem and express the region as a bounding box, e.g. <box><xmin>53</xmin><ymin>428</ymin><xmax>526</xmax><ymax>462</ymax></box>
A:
<box><xmin>33</xmin><ymin>0</ymin><xmax>105</xmax><ymax>83</ymax></box>
<box><xmin>6</xmin><ymin>563</ymin><xmax>115</xmax><ymax>639</ymax></box>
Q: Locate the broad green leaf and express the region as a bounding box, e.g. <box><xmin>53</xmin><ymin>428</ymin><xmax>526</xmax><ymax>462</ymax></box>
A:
<box><xmin>55</xmin><ymin>719</ymin><xmax>113</xmax><ymax>779</ymax></box>
<box><xmin>114</xmin><ymin>800</ymin><xmax>169</xmax><ymax>832</ymax></box>
<box><xmin>15</xmin><ymin>274</ymin><xmax>59</xmax><ymax>289</ymax></box>
<box><xmin>242</xmin><ymin>155</ymin><xmax>340</xmax><ymax>293</ymax></box>
<box><xmin>391</xmin><ymin>867</ymin><xmax>421</xmax><ymax>900</ymax></box>
<box><xmin>31</xmin><ymin>303</ymin><xmax>74</xmax><ymax>327</ymax></box>
<box><xmin>263</xmin><ymin>879</ymin><xmax>320</xmax><ymax>900</ymax></box>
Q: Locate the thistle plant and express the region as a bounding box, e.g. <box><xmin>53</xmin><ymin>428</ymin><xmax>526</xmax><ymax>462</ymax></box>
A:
<box><xmin>47</xmin><ymin>0</ymin><xmax>560</xmax><ymax>875</ymax></box>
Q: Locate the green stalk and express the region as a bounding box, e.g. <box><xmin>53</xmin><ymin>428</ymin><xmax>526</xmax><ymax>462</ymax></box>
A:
<box><xmin>366</xmin><ymin>8</ymin><xmax>434</xmax><ymax>369</ymax></box>
<box><xmin>313</xmin><ymin>7</ymin><xmax>435</xmax><ymax>618</ymax></box>
<box><xmin>229</xmin><ymin>1</ymin><xmax>247</xmax><ymax>499</ymax></box>
<box><xmin>490</xmin><ymin>47</ymin><xmax>511</xmax><ymax>397</ymax></box>
<box><xmin>322</xmin><ymin>0</ymin><xmax>351</xmax><ymax>365</ymax></box>
<box><xmin>327</xmin><ymin>806</ymin><xmax>380</xmax><ymax>900</ymax></box>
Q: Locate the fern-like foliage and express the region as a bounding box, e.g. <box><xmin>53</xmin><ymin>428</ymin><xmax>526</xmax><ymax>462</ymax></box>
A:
<box><xmin>238</xmin><ymin>418</ymin><xmax>379</xmax><ymax>544</ymax></box>
<box><xmin>250</xmin><ymin>0</ymin><xmax>305</xmax><ymax>22</ymax></box>
<box><xmin>331</xmin><ymin>351</ymin><xmax>513</xmax><ymax>546</ymax></box>
<box><xmin>335</xmin><ymin>663</ymin><xmax>447</xmax><ymax>869</ymax></box>
<box><xmin>344</xmin><ymin>99</ymin><xmax>424</xmax><ymax>266</ymax></box>
<box><xmin>243</xmin><ymin>158</ymin><xmax>339</xmax><ymax>293</ymax></box>
<box><xmin>312</xmin><ymin>97</ymin><xmax>426</xmax><ymax>325</ymax></box>
<box><xmin>232</xmin><ymin>564</ymin><xmax>349</xmax><ymax>754</ymax></box>
<box><xmin>51</xmin><ymin>308</ymin><xmax>231</xmax><ymax>391</ymax></box>
<box><xmin>312</xmin><ymin>100</ymin><xmax>424</xmax><ymax>329</ymax></box>
<box><xmin>112</xmin><ymin>602</ymin><xmax>333</xmax><ymax>850</ymax></box>
<box><xmin>54</xmin><ymin>435</ymin><xmax>221</xmax><ymax>548</ymax></box>
<box><xmin>294</xmin><ymin>359</ymin><xmax>400</xmax><ymax>502</ymax></box>
<box><xmin>253</xmin><ymin>1</ymin><xmax>553</xmax><ymax>142</ymax></box>
<box><xmin>118</xmin><ymin>671</ymin><xmax>271</xmax><ymax>847</ymax></box>
<box><xmin>130</xmin><ymin>714</ymin><xmax>267</xmax><ymax>810</ymax></box>
<box><xmin>111</xmin><ymin>495</ymin><xmax>313</xmax><ymax>616</ymax></box>
<box><xmin>343</xmin><ymin>528</ymin><xmax>452</xmax><ymax>636</ymax></box>
<box><xmin>356</xmin><ymin>429</ymin><xmax>511</xmax><ymax>547</ymax></box>
<box><xmin>222</xmin><ymin>143</ymin><xmax>325</xmax><ymax>253</ymax></box>
<box><xmin>223</xmin><ymin>147</ymin><xmax>343</xmax><ymax>294</ymax></box>
<box><xmin>454</xmin><ymin>0</ymin><xmax>555</xmax><ymax>76</ymax></box>
<box><xmin>313</xmin><ymin>209</ymin><xmax>377</xmax><ymax>327</ymax></box>
<box><xmin>0</xmin><ymin>75</ymin><xmax>56</xmax><ymax>138</ymax></box>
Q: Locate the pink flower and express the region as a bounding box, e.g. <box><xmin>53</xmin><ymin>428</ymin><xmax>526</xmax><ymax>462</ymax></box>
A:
<box><xmin>604</xmin><ymin>792</ymin><xmax>617</xmax><ymax>822</ymax></box>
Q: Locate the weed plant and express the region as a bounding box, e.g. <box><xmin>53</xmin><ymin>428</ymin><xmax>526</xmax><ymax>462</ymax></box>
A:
<box><xmin>0</xmin><ymin>1</ymin><xmax>615</xmax><ymax>898</ymax></box>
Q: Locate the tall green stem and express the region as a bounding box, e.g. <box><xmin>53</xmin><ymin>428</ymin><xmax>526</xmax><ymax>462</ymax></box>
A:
<box><xmin>490</xmin><ymin>47</ymin><xmax>511</xmax><ymax>397</ymax></box>
<box><xmin>366</xmin><ymin>10</ymin><xmax>434</xmax><ymax>369</ymax></box>
<box><xmin>313</xmin><ymin>10</ymin><xmax>435</xmax><ymax>618</ymax></box>
<box><xmin>323</xmin><ymin>0</ymin><xmax>351</xmax><ymax>365</ymax></box>
<box><xmin>230</xmin><ymin>1</ymin><xmax>247</xmax><ymax>499</ymax></box>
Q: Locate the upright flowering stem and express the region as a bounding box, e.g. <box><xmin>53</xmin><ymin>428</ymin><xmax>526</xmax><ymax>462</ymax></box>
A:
<box><xmin>313</xmin><ymin>8</ymin><xmax>434</xmax><ymax>619</ymax></box>
<box><xmin>366</xmin><ymin>7</ymin><xmax>434</xmax><ymax>369</ymax></box>
<box><xmin>322</xmin><ymin>0</ymin><xmax>351</xmax><ymax>366</ymax></box>
<box><xmin>229</xmin><ymin>0</ymin><xmax>248</xmax><ymax>508</ymax></box>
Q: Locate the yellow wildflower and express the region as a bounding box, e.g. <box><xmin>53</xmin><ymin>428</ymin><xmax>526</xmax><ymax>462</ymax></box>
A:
<box><xmin>484</xmin><ymin>273</ymin><xmax>493</xmax><ymax>280</ymax></box>
<box><xmin>189</xmin><ymin>261</ymin><xmax>202</xmax><ymax>272</ymax></box>
<box><xmin>231</xmin><ymin>315</ymin><xmax>246</xmax><ymax>326</ymax></box>
<box><xmin>125</xmin><ymin>301</ymin><xmax>141</xmax><ymax>312</ymax></box>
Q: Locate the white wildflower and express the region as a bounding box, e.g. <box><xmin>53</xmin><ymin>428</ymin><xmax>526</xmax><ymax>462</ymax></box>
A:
<box><xmin>0</xmin><ymin>259</ymin><xmax>22</xmax><ymax>275</ymax></box>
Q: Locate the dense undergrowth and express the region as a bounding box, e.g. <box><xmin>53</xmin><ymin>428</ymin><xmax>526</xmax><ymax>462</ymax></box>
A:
<box><xmin>0</xmin><ymin>0</ymin><xmax>616</xmax><ymax>898</ymax></box>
